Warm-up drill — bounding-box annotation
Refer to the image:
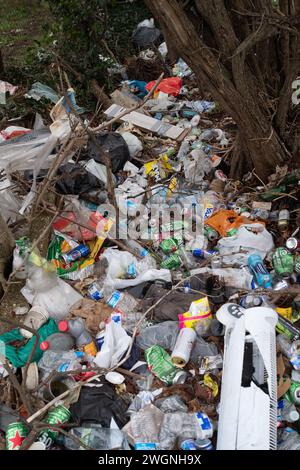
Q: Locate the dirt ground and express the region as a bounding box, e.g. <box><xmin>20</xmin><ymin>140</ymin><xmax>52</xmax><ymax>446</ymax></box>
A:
<box><xmin>0</xmin><ymin>0</ymin><xmax>51</xmax><ymax>68</ymax></box>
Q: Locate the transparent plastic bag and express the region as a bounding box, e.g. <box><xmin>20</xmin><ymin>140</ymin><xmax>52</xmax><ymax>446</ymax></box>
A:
<box><xmin>136</xmin><ymin>321</ymin><xmax>179</xmax><ymax>351</ymax></box>
<box><xmin>155</xmin><ymin>395</ymin><xmax>188</xmax><ymax>413</ymax></box>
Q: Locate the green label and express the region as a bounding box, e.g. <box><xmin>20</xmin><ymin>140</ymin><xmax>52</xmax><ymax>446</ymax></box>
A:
<box><xmin>145</xmin><ymin>345</ymin><xmax>178</xmax><ymax>385</ymax></box>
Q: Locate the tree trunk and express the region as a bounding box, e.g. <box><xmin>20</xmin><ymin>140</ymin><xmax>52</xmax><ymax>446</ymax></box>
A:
<box><xmin>145</xmin><ymin>0</ymin><xmax>299</xmax><ymax>180</ymax></box>
<box><xmin>0</xmin><ymin>49</ymin><xmax>5</xmax><ymax>77</ymax></box>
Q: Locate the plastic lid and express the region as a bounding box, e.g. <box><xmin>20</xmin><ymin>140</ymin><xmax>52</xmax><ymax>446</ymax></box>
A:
<box><xmin>58</xmin><ymin>320</ymin><xmax>69</xmax><ymax>332</ymax></box>
<box><xmin>40</xmin><ymin>341</ymin><xmax>49</xmax><ymax>351</ymax></box>
<box><xmin>290</xmin><ymin>410</ymin><xmax>299</xmax><ymax>422</ymax></box>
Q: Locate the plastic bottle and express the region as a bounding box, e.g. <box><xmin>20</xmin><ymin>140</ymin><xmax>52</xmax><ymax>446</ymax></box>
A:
<box><xmin>159</xmin><ymin>412</ymin><xmax>213</xmax><ymax>450</ymax></box>
<box><xmin>59</xmin><ymin>319</ymin><xmax>97</xmax><ymax>356</ymax></box>
<box><xmin>38</xmin><ymin>350</ymin><xmax>83</xmax><ymax>375</ymax></box>
<box><xmin>278</xmin><ymin>427</ymin><xmax>300</xmax><ymax>450</ymax></box>
<box><xmin>278</xmin><ymin>398</ymin><xmax>299</xmax><ymax>422</ymax></box>
<box><xmin>277</xmin><ymin>334</ymin><xmax>300</xmax><ymax>358</ymax></box>
<box><xmin>40</xmin><ymin>333</ymin><xmax>75</xmax><ymax>352</ymax></box>
<box><xmin>176</xmin><ymin>139</ymin><xmax>190</xmax><ymax>162</ymax></box>
<box><xmin>106</xmin><ymin>290</ymin><xmax>138</xmax><ymax>314</ymax></box>
<box><xmin>130</xmin><ymin>405</ymin><xmax>163</xmax><ymax>445</ymax></box>
<box><xmin>247</xmin><ymin>253</ymin><xmax>273</xmax><ymax>288</ymax></box>
<box><xmin>63</xmin><ymin>425</ymin><xmax>129</xmax><ymax>450</ymax></box>
<box><xmin>124</xmin><ymin>240</ymin><xmax>149</xmax><ymax>258</ymax></box>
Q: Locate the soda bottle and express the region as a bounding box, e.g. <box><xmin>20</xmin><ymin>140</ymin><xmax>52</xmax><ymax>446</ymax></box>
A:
<box><xmin>59</xmin><ymin>319</ymin><xmax>97</xmax><ymax>357</ymax></box>
<box><xmin>40</xmin><ymin>333</ymin><xmax>75</xmax><ymax>352</ymax></box>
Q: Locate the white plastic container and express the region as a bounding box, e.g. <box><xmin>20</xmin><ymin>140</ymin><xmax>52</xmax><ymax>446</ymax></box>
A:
<box><xmin>171</xmin><ymin>328</ymin><xmax>196</xmax><ymax>367</ymax></box>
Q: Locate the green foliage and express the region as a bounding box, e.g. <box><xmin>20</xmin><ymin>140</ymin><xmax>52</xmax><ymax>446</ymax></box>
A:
<box><xmin>47</xmin><ymin>0</ymin><xmax>150</xmax><ymax>84</ymax></box>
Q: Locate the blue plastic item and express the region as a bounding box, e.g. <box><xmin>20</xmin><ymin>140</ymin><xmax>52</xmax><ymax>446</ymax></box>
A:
<box><xmin>248</xmin><ymin>253</ymin><xmax>272</xmax><ymax>289</ymax></box>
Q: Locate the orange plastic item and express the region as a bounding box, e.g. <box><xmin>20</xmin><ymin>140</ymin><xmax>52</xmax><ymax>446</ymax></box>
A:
<box><xmin>145</xmin><ymin>77</ymin><xmax>183</xmax><ymax>97</ymax></box>
<box><xmin>205</xmin><ymin>210</ymin><xmax>258</xmax><ymax>237</ymax></box>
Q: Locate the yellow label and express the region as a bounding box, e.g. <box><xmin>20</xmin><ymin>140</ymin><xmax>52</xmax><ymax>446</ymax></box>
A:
<box><xmin>204</xmin><ymin>373</ymin><xmax>219</xmax><ymax>397</ymax></box>
<box><xmin>89</xmin><ymin>219</ymin><xmax>114</xmax><ymax>258</ymax></box>
<box><xmin>83</xmin><ymin>341</ymin><xmax>97</xmax><ymax>357</ymax></box>
<box><xmin>276</xmin><ymin>306</ymin><xmax>292</xmax><ymax>320</ymax></box>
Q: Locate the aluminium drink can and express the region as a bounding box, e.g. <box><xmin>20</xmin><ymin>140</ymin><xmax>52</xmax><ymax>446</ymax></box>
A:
<box><xmin>286</xmin><ymin>238</ymin><xmax>300</xmax><ymax>252</ymax></box>
<box><xmin>62</xmin><ymin>244</ymin><xmax>90</xmax><ymax>263</ymax></box>
<box><xmin>6</xmin><ymin>422</ymin><xmax>29</xmax><ymax>450</ymax></box>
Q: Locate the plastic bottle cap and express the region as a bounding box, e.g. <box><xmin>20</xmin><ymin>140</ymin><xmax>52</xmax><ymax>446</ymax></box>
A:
<box><xmin>40</xmin><ymin>341</ymin><xmax>49</xmax><ymax>351</ymax></box>
<box><xmin>290</xmin><ymin>410</ymin><xmax>299</xmax><ymax>422</ymax></box>
<box><xmin>58</xmin><ymin>320</ymin><xmax>69</xmax><ymax>332</ymax></box>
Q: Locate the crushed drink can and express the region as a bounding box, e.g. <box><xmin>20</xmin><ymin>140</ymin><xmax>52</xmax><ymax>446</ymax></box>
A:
<box><xmin>38</xmin><ymin>405</ymin><xmax>71</xmax><ymax>449</ymax></box>
<box><xmin>181</xmin><ymin>439</ymin><xmax>198</xmax><ymax>450</ymax></box>
<box><xmin>6</xmin><ymin>422</ymin><xmax>29</xmax><ymax>450</ymax></box>
<box><xmin>204</xmin><ymin>226</ymin><xmax>219</xmax><ymax>241</ymax></box>
<box><xmin>62</xmin><ymin>244</ymin><xmax>90</xmax><ymax>263</ymax></box>
<box><xmin>287</xmin><ymin>382</ymin><xmax>300</xmax><ymax>405</ymax></box>
<box><xmin>145</xmin><ymin>345</ymin><xmax>187</xmax><ymax>385</ymax></box>
<box><xmin>195</xmin><ymin>438</ymin><xmax>214</xmax><ymax>450</ymax></box>
<box><xmin>226</xmin><ymin>228</ymin><xmax>238</xmax><ymax>237</ymax></box>
<box><xmin>88</xmin><ymin>282</ymin><xmax>104</xmax><ymax>301</ymax></box>
<box><xmin>160</xmin><ymin>238</ymin><xmax>179</xmax><ymax>254</ymax></box>
<box><xmin>286</xmin><ymin>237</ymin><xmax>300</xmax><ymax>252</ymax></box>
<box><xmin>294</xmin><ymin>255</ymin><xmax>300</xmax><ymax>274</ymax></box>
<box><xmin>240</xmin><ymin>294</ymin><xmax>262</xmax><ymax>309</ymax></box>
<box><xmin>276</xmin><ymin>314</ymin><xmax>300</xmax><ymax>341</ymax></box>
<box><xmin>272</xmin><ymin>247</ymin><xmax>294</xmax><ymax>277</ymax></box>
<box><xmin>161</xmin><ymin>253</ymin><xmax>181</xmax><ymax>270</ymax></box>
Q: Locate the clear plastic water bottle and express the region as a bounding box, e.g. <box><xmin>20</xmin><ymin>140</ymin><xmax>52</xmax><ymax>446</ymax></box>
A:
<box><xmin>40</xmin><ymin>333</ymin><xmax>75</xmax><ymax>352</ymax></box>
<box><xmin>159</xmin><ymin>412</ymin><xmax>213</xmax><ymax>450</ymax></box>
<box><xmin>277</xmin><ymin>334</ymin><xmax>300</xmax><ymax>359</ymax></box>
<box><xmin>278</xmin><ymin>427</ymin><xmax>300</xmax><ymax>450</ymax></box>
<box><xmin>278</xmin><ymin>398</ymin><xmax>299</xmax><ymax>422</ymax></box>
<box><xmin>176</xmin><ymin>139</ymin><xmax>190</xmax><ymax>162</ymax></box>
<box><xmin>38</xmin><ymin>350</ymin><xmax>83</xmax><ymax>375</ymax></box>
<box><xmin>62</xmin><ymin>425</ymin><xmax>130</xmax><ymax>450</ymax></box>
<box><xmin>124</xmin><ymin>240</ymin><xmax>149</xmax><ymax>258</ymax></box>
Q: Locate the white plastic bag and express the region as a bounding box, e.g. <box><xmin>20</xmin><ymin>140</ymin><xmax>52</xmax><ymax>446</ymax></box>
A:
<box><xmin>21</xmin><ymin>266</ymin><xmax>82</xmax><ymax>321</ymax></box>
<box><xmin>120</xmin><ymin>132</ymin><xmax>143</xmax><ymax>158</ymax></box>
<box><xmin>217</xmin><ymin>223</ymin><xmax>274</xmax><ymax>258</ymax></box>
<box><xmin>93</xmin><ymin>321</ymin><xmax>131</xmax><ymax>368</ymax></box>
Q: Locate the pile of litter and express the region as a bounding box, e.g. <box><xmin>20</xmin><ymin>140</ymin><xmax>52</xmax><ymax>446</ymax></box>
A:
<box><xmin>0</xmin><ymin>17</ymin><xmax>300</xmax><ymax>452</ymax></box>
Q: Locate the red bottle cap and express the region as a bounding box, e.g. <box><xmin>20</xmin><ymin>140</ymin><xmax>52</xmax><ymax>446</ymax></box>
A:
<box><xmin>40</xmin><ymin>341</ymin><xmax>49</xmax><ymax>351</ymax></box>
<box><xmin>58</xmin><ymin>320</ymin><xmax>69</xmax><ymax>332</ymax></box>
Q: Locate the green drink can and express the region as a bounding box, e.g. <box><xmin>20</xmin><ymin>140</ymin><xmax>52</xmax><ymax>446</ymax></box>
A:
<box><xmin>272</xmin><ymin>247</ymin><xmax>294</xmax><ymax>277</ymax></box>
<box><xmin>286</xmin><ymin>382</ymin><xmax>300</xmax><ymax>405</ymax></box>
<box><xmin>204</xmin><ymin>226</ymin><xmax>219</xmax><ymax>242</ymax></box>
<box><xmin>226</xmin><ymin>228</ymin><xmax>238</xmax><ymax>237</ymax></box>
<box><xmin>160</xmin><ymin>238</ymin><xmax>179</xmax><ymax>254</ymax></box>
<box><xmin>145</xmin><ymin>345</ymin><xmax>187</xmax><ymax>385</ymax></box>
<box><xmin>6</xmin><ymin>422</ymin><xmax>29</xmax><ymax>450</ymax></box>
<box><xmin>161</xmin><ymin>253</ymin><xmax>181</xmax><ymax>270</ymax></box>
<box><xmin>38</xmin><ymin>405</ymin><xmax>70</xmax><ymax>449</ymax></box>
<box><xmin>294</xmin><ymin>255</ymin><xmax>300</xmax><ymax>274</ymax></box>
